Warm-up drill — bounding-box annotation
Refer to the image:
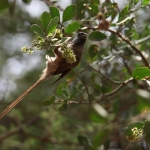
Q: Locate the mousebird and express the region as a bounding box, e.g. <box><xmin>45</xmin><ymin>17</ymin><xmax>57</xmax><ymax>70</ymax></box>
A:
<box><xmin>0</xmin><ymin>32</ymin><xmax>87</xmax><ymax>119</ymax></box>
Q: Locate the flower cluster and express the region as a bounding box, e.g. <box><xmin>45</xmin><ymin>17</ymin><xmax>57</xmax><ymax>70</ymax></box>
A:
<box><xmin>126</xmin><ymin>127</ymin><xmax>144</xmax><ymax>142</ymax></box>
<box><xmin>21</xmin><ymin>46</ymin><xmax>34</xmax><ymax>54</ymax></box>
<box><xmin>21</xmin><ymin>29</ymin><xmax>64</xmax><ymax>54</ymax></box>
<box><xmin>61</xmin><ymin>44</ymin><xmax>76</xmax><ymax>64</ymax></box>
<box><xmin>32</xmin><ymin>37</ymin><xmax>49</xmax><ymax>50</ymax></box>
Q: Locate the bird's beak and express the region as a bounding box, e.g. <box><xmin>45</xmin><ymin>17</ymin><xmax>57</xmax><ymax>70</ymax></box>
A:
<box><xmin>81</xmin><ymin>34</ymin><xmax>87</xmax><ymax>40</ymax></box>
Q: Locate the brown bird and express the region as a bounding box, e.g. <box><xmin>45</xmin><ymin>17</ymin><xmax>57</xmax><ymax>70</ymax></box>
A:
<box><xmin>0</xmin><ymin>32</ymin><xmax>87</xmax><ymax>119</ymax></box>
<box><xmin>42</xmin><ymin>32</ymin><xmax>87</xmax><ymax>82</ymax></box>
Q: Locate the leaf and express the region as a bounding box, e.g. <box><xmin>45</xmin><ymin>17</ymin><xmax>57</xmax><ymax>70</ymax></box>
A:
<box><xmin>58</xmin><ymin>103</ymin><xmax>68</xmax><ymax>112</ymax></box>
<box><xmin>137</xmin><ymin>94</ymin><xmax>150</xmax><ymax>112</ymax></box>
<box><xmin>144</xmin><ymin>121</ymin><xmax>150</xmax><ymax>144</ymax></box>
<box><xmin>142</xmin><ymin>0</ymin><xmax>149</xmax><ymax>5</ymax></box>
<box><xmin>88</xmin><ymin>31</ymin><xmax>107</xmax><ymax>41</ymax></box>
<box><xmin>118</xmin><ymin>5</ymin><xmax>129</xmax><ymax>22</ymax></box>
<box><xmin>77</xmin><ymin>0</ymin><xmax>86</xmax><ymax>19</ymax></box>
<box><xmin>91</xmin><ymin>0</ymin><xmax>100</xmax><ymax>5</ymax></box>
<box><xmin>90</xmin><ymin>104</ymin><xmax>108</xmax><ymax>123</ymax></box>
<box><xmin>0</xmin><ymin>0</ymin><xmax>9</xmax><ymax>12</ymax></box>
<box><xmin>46</xmin><ymin>17</ymin><xmax>59</xmax><ymax>35</ymax></box>
<box><xmin>88</xmin><ymin>44</ymin><xmax>98</xmax><ymax>59</ymax></box>
<box><xmin>65</xmin><ymin>21</ymin><xmax>80</xmax><ymax>34</ymax></box>
<box><xmin>56</xmin><ymin>84</ymin><xmax>63</xmax><ymax>96</ymax></box>
<box><xmin>49</xmin><ymin>6</ymin><xmax>60</xmax><ymax>20</ymax></box>
<box><xmin>77</xmin><ymin>135</ymin><xmax>89</xmax><ymax>145</ymax></box>
<box><xmin>69</xmin><ymin>90</ymin><xmax>81</xmax><ymax>99</ymax></box>
<box><xmin>77</xmin><ymin>135</ymin><xmax>93</xmax><ymax>149</ymax></box>
<box><xmin>62</xmin><ymin>4</ymin><xmax>76</xmax><ymax>22</ymax></box>
<box><xmin>88</xmin><ymin>4</ymin><xmax>99</xmax><ymax>17</ymax></box>
<box><xmin>92</xmin><ymin>129</ymin><xmax>110</xmax><ymax>148</ymax></box>
<box><xmin>42</xmin><ymin>95</ymin><xmax>56</xmax><ymax>106</ymax></box>
<box><xmin>30</xmin><ymin>24</ymin><xmax>45</xmax><ymax>37</ymax></box>
<box><xmin>132</xmin><ymin>67</ymin><xmax>150</xmax><ymax>80</ymax></box>
<box><xmin>22</xmin><ymin>0</ymin><xmax>31</xmax><ymax>4</ymax></box>
<box><xmin>61</xmin><ymin>89</ymin><xmax>68</xmax><ymax>98</ymax></box>
<box><xmin>40</xmin><ymin>11</ymin><xmax>51</xmax><ymax>31</ymax></box>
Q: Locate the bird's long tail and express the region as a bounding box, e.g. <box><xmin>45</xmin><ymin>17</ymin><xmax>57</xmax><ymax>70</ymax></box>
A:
<box><xmin>0</xmin><ymin>78</ymin><xmax>43</xmax><ymax>119</ymax></box>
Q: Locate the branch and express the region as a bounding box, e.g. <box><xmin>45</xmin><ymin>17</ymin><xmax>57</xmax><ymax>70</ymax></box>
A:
<box><xmin>89</xmin><ymin>65</ymin><xmax>123</xmax><ymax>84</ymax></box>
<box><xmin>130</xmin><ymin>3</ymin><xmax>150</xmax><ymax>13</ymax></box>
<box><xmin>41</xmin><ymin>0</ymin><xmax>64</xmax><ymax>11</ymax></box>
<box><xmin>56</xmin><ymin>77</ymin><xmax>134</xmax><ymax>104</ymax></box>
<box><xmin>108</xmin><ymin>28</ymin><xmax>150</xmax><ymax>68</ymax></box>
<box><xmin>90</xmin><ymin>77</ymin><xmax>134</xmax><ymax>103</ymax></box>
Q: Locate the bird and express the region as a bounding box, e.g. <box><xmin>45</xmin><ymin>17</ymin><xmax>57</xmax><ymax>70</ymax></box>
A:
<box><xmin>41</xmin><ymin>32</ymin><xmax>87</xmax><ymax>83</ymax></box>
<box><xmin>0</xmin><ymin>32</ymin><xmax>87</xmax><ymax>119</ymax></box>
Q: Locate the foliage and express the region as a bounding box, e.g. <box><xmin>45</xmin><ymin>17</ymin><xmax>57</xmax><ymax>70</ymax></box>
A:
<box><xmin>0</xmin><ymin>0</ymin><xmax>150</xmax><ymax>149</ymax></box>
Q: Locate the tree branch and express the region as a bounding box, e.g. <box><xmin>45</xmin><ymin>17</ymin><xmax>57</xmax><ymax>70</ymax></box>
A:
<box><xmin>108</xmin><ymin>28</ymin><xmax>150</xmax><ymax>68</ymax></box>
<box><xmin>56</xmin><ymin>77</ymin><xmax>134</xmax><ymax>104</ymax></box>
<box><xmin>89</xmin><ymin>65</ymin><xmax>123</xmax><ymax>84</ymax></box>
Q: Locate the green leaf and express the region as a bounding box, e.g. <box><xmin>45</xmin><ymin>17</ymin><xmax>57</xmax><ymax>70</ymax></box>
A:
<box><xmin>88</xmin><ymin>31</ymin><xmax>107</xmax><ymax>41</ymax></box>
<box><xmin>142</xmin><ymin>0</ymin><xmax>149</xmax><ymax>5</ymax></box>
<box><xmin>132</xmin><ymin>67</ymin><xmax>150</xmax><ymax>80</ymax></box>
<box><xmin>88</xmin><ymin>4</ymin><xmax>99</xmax><ymax>17</ymax></box>
<box><xmin>88</xmin><ymin>44</ymin><xmax>98</xmax><ymax>59</ymax></box>
<box><xmin>62</xmin><ymin>4</ymin><xmax>76</xmax><ymax>22</ymax></box>
<box><xmin>46</xmin><ymin>17</ymin><xmax>59</xmax><ymax>35</ymax></box>
<box><xmin>69</xmin><ymin>90</ymin><xmax>80</xmax><ymax>99</ymax></box>
<box><xmin>49</xmin><ymin>6</ymin><xmax>60</xmax><ymax>20</ymax></box>
<box><xmin>40</xmin><ymin>11</ymin><xmax>51</xmax><ymax>31</ymax></box>
<box><xmin>137</xmin><ymin>95</ymin><xmax>150</xmax><ymax>112</ymax></box>
<box><xmin>77</xmin><ymin>0</ymin><xmax>86</xmax><ymax>19</ymax></box>
<box><xmin>91</xmin><ymin>0</ymin><xmax>100</xmax><ymax>5</ymax></box>
<box><xmin>118</xmin><ymin>5</ymin><xmax>129</xmax><ymax>22</ymax></box>
<box><xmin>92</xmin><ymin>129</ymin><xmax>110</xmax><ymax>148</ymax></box>
<box><xmin>0</xmin><ymin>0</ymin><xmax>9</xmax><ymax>12</ymax></box>
<box><xmin>77</xmin><ymin>135</ymin><xmax>89</xmax><ymax>145</ymax></box>
<box><xmin>42</xmin><ymin>95</ymin><xmax>55</xmax><ymax>106</ymax></box>
<box><xmin>58</xmin><ymin>103</ymin><xmax>68</xmax><ymax>112</ymax></box>
<box><xmin>144</xmin><ymin>121</ymin><xmax>150</xmax><ymax>144</ymax></box>
<box><xmin>61</xmin><ymin>89</ymin><xmax>68</xmax><ymax>98</ymax></box>
<box><xmin>90</xmin><ymin>104</ymin><xmax>108</xmax><ymax>123</ymax></box>
<box><xmin>30</xmin><ymin>24</ymin><xmax>45</xmax><ymax>37</ymax></box>
<box><xmin>65</xmin><ymin>21</ymin><xmax>80</xmax><ymax>34</ymax></box>
<box><xmin>56</xmin><ymin>84</ymin><xmax>63</xmax><ymax>96</ymax></box>
<box><xmin>22</xmin><ymin>0</ymin><xmax>31</xmax><ymax>4</ymax></box>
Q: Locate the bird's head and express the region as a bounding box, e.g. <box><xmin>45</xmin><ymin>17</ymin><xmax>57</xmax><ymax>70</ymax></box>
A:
<box><xmin>72</xmin><ymin>32</ymin><xmax>87</xmax><ymax>45</ymax></box>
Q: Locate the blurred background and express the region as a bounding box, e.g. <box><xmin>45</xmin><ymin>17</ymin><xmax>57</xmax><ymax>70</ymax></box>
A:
<box><xmin>0</xmin><ymin>0</ymin><xmax>150</xmax><ymax>150</ymax></box>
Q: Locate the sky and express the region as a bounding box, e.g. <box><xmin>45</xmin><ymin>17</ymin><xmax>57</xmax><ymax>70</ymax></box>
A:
<box><xmin>17</xmin><ymin>0</ymin><xmax>127</xmax><ymax>18</ymax></box>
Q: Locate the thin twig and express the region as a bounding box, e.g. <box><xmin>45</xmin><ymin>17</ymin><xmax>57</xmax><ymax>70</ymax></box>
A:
<box><xmin>41</xmin><ymin>0</ymin><xmax>64</xmax><ymax>11</ymax></box>
<box><xmin>93</xmin><ymin>77</ymin><xmax>134</xmax><ymax>103</ymax></box>
<box><xmin>89</xmin><ymin>65</ymin><xmax>123</xmax><ymax>84</ymax></box>
<box><xmin>122</xmin><ymin>57</ymin><xmax>132</xmax><ymax>75</ymax></box>
<box><xmin>130</xmin><ymin>3</ymin><xmax>150</xmax><ymax>13</ymax></box>
<box><xmin>108</xmin><ymin>28</ymin><xmax>150</xmax><ymax>68</ymax></box>
<box><xmin>56</xmin><ymin>77</ymin><xmax>134</xmax><ymax>104</ymax></box>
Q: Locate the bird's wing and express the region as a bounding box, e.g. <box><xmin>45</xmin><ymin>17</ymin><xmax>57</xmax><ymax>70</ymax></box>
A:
<box><xmin>53</xmin><ymin>69</ymin><xmax>71</xmax><ymax>84</ymax></box>
<box><xmin>52</xmin><ymin>55</ymin><xmax>80</xmax><ymax>83</ymax></box>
